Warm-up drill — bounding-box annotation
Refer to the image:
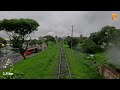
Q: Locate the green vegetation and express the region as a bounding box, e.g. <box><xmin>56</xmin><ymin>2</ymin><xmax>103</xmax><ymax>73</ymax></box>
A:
<box><xmin>80</xmin><ymin>38</ymin><xmax>101</xmax><ymax>54</ymax></box>
<box><xmin>64</xmin><ymin>44</ymin><xmax>108</xmax><ymax>79</ymax></box>
<box><xmin>0</xmin><ymin>43</ymin><xmax>60</xmax><ymax>79</ymax></box>
<box><xmin>64</xmin><ymin>36</ymin><xmax>79</xmax><ymax>48</ymax></box>
<box><xmin>63</xmin><ymin>26</ymin><xmax>120</xmax><ymax>78</ymax></box>
<box><xmin>64</xmin><ymin>26</ymin><xmax>120</xmax><ymax>54</ymax></box>
<box><xmin>29</xmin><ymin>39</ymin><xmax>37</xmax><ymax>47</ymax></box>
<box><xmin>0</xmin><ymin>24</ymin><xmax>120</xmax><ymax>79</ymax></box>
<box><xmin>44</xmin><ymin>35</ymin><xmax>56</xmax><ymax>44</ymax></box>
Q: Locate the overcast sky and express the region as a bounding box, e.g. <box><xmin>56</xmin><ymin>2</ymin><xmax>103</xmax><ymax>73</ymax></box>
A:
<box><xmin>0</xmin><ymin>11</ymin><xmax>120</xmax><ymax>40</ymax></box>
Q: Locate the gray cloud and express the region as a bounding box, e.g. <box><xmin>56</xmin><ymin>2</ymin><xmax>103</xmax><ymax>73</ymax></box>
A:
<box><xmin>0</xmin><ymin>11</ymin><xmax>120</xmax><ymax>40</ymax></box>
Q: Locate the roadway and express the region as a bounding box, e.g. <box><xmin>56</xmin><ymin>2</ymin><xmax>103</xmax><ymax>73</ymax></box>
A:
<box><xmin>0</xmin><ymin>52</ymin><xmax>40</xmax><ymax>69</ymax></box>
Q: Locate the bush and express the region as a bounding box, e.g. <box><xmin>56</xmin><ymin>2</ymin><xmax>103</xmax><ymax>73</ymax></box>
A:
<box><xmin>80</xmin><ymin>38</ymin><xmax>102</xmax><ymax>54</ymax></box>
<box><xmin>67</xmin><ymin>37</ymin><xmax>79</xmax><ymax>48</ymax></box>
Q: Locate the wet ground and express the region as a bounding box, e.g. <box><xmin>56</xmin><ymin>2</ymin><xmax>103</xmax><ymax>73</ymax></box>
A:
<box><xmin>0</xmin><ymin>52</ymin><xmax>39</xmax><ymax>69</ymax></box>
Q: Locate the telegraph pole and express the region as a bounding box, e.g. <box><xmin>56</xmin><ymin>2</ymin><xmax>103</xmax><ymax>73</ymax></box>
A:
<box><xmin>70</xmin><ymin>26</ymin><xmax>75</xmax><ymax>49</ymax></box>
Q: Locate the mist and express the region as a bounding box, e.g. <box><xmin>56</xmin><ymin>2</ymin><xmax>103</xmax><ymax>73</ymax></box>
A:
<box><xmin>107</xmin><ymin>44</ymin><xmax>120</xmax><ymax>69</ymax></box>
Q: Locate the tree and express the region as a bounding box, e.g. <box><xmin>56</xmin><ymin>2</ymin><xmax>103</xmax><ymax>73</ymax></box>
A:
<box><xmin>80</xmin><ymin>38</ymin><xmax>100</xmax><ymax>54</ymax></box>
<box><xmin>79</xmin><ymin>36</ymin><xmax>88</xmax><ymax>43</ymax></box>
<box><xmin>29</xmin><ymin>39</ymin><xmax>37</xmax><ymax>47</ymax></box>
<box><xmin>66</xmin><ymin>37</ymin><xmax>79</xmax><ymax>48</ymax></box>
<box><xmin>43</xmin><ymin>35</ymin><xmax>56</xmax><ymax>44</ymax></box>
<box><xmin>58</xmin><ymin>37</ymin><xmax>63</xmax><ymax>42</ymax></box>
<box><xmin>0</xmin><ymin>18</ymin><xmax>39</xmax><ymax>59</ymax></box>
<box><xmin>89</xmin><ymin>26</ymin><xmax>120</xmax><ymax>49</ymax></box>
<box><xmin>37</xmin><ymin>40</ymin><xmax>43</xmax><ymax>45</ymax></box>
<box><xmin>64</xmin><ymin>36</ymin><xmax>70</xmax><ymax>44</ymax></box>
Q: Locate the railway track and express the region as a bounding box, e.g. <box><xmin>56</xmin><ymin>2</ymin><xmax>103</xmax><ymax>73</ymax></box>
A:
<box><xmin>57</xmin><ymin>43</ymin><xmax>72</xmax><ymax>79</ymax></box>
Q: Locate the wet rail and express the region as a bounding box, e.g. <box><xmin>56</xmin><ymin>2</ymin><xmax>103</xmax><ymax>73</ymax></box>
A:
<box><xmin>57</xmin><ymin>43</ymin><xmax>71</xmax><ymax>79</ymax></box>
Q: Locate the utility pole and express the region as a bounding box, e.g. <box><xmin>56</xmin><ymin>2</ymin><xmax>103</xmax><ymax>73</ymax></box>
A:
<box><xmin>70</xmin><ymin>25</ymin><xmax>75</xmax><ymax>49</ymax></box>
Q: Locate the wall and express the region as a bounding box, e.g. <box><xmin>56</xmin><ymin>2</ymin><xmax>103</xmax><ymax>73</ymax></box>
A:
<box><xmin>99</xmin><ymin>64</ymin><xmax>120</xmax><ymax>79</ymax></box>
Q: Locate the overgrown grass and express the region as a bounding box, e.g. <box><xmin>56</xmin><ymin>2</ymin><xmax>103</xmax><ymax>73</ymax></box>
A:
<box><xmin>0</xmin><ymin>43</ymin><xmax>60</xmax><ymax>79</ymax></box>
<box><xmin>64</xmin><ymin>44</ymin><xmax>108</xmax><ymax>79</ymax></box>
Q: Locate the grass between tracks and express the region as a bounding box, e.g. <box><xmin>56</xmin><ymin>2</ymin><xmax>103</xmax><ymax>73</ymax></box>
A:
<box><xmin>64</xmin><ymin>44</ymin><xmax>108</xmax><ymax>79</ymax></box>
<box><xmin>0</xmin><ymin>43</ymin><xmax>60</xmax><ymax>79</ymax></box>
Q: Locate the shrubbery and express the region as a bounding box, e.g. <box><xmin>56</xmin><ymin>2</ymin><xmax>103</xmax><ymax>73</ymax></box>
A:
<box><xmin>66</xmin><ymin>37</ymin><xmax>79</xmax><ymax>48</ymax></box>
<box><xmin>80</xmin><ymin>38</ymin><xmax>102</xmax><ymax>54</ymax></box>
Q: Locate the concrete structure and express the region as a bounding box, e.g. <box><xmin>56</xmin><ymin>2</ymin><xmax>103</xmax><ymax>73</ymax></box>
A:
<box><xmin>99</xmin><ymin>64</ymin><xmax>120</xmax><ymax>79</ymax></box>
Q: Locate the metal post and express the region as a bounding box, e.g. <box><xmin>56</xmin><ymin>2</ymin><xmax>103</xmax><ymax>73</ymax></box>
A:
<box><xmin>71</xmin><ymin>26</ymin><xmax>74</xmax><ymax>49</ymax></box>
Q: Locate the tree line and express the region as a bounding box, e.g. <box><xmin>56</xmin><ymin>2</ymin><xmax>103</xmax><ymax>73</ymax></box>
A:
<box><xmin>64</xmin><ymin>26</ymin><xmax>120</xmax><ymax>54</ymax></box>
